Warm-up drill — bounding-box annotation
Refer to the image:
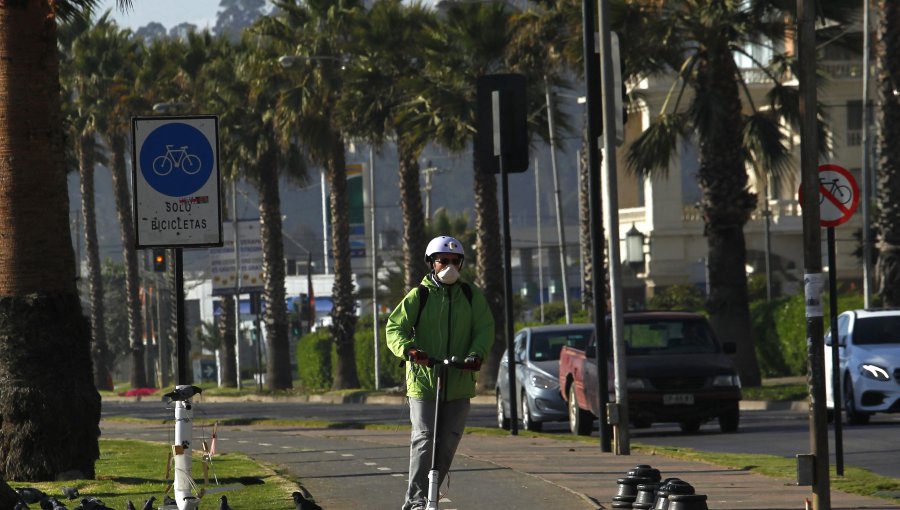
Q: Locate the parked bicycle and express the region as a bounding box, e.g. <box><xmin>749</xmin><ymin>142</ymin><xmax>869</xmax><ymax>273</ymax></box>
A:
<box><xmin>152</xmin><ymin>145</ymin><xmax>202</xmax><ymax>176</ymax></box>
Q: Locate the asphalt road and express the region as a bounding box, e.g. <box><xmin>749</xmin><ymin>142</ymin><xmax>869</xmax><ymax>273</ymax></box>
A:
<box><xmin>101</xmin><ymin>399</ymin><xmax>900</xmax><ymax>479</ymax></box>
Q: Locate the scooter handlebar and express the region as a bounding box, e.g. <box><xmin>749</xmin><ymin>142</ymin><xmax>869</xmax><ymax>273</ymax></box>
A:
<box><xmin>427</xmin><ymin>356</ymin><xmax>480</xmax><ymax>371</ymax></box>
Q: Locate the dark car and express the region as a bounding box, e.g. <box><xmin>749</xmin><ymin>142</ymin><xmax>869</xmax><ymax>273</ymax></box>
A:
<box><xmin>621</xmin><ymin>312</ymin><xmax>742</xmax><ymax>432</ymax></box>
<box><xmin>560</xmin><ymin>311</ymin><xmax>742</xmax><ymax>434</ymax></box>
<box><xmin>496</xmin><ymin>324</ymin><xmax>594</xmax><ymax>431</ymax></box>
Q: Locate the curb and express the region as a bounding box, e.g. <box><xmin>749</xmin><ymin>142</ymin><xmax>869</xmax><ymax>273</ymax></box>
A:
<box><xmin>103</xmin><ymin>393</ymin><xmax>802</xmax><ymax>410</ymax></box>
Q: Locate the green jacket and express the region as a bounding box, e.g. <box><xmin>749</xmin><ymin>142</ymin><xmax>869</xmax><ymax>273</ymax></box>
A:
<box><xmin>386</xmin><ymin>274</ymin><xmax>495</xmax><ymax>401</ymax></box>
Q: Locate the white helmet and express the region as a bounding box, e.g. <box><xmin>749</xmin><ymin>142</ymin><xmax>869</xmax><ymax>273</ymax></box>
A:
<box><xmin>424</xmin><ymin>236</ymin><xmax>465</xmax><ymax>265</ymax></box>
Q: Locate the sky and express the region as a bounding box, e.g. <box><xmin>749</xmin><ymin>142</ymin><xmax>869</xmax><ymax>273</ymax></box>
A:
<box><xmin>97</xmin><ymin>0</ymin><xmax>224</xmax><ymax>32</ymax></box>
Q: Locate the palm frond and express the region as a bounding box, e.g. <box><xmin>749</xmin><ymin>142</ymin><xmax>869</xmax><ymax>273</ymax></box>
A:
<box><xmin>626</xmin><ymin>113</ymin><xmax>688</xmax><ymax>178</ymax></box>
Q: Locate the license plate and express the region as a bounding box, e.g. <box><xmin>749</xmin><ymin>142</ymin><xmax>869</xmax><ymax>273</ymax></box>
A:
<box><xmin>663</xmin><ymin>393</ymin><xmax>694</xmax><ymax>405</ymax></box>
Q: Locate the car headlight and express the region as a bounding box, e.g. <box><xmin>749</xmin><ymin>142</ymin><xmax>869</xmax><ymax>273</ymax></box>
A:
<box><xmin>859</xmin><ymin>363</ymin><xmax>890</xmax><ymax>381</ymax></box>
<box><xmin>627</xmin><ymin>377</ymin><xmax>647</xmax><ymax>389</ymax></box>
<box><xmin>712</xmin><ymin>375</ymin><xmax>741</xmax><ymax>388</ymax></box>
<box><xmin>530</xmin><ymin>373</ymin><xmax>558</xmax><ymax>389</ymax></box>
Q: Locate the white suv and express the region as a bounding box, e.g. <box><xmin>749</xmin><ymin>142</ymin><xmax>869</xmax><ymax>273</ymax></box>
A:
<box><xmin>824</xmin><ymin>309</ymin><xmax>900</xmax><ymax>424</ymax></box>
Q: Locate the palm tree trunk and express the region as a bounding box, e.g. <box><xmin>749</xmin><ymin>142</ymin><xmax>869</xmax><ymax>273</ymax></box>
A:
<box><xmin>258</xmin><ymin>149</ymin><xmax>293</xmax><ymax>390</ymax></box>
<box><xmin>218</xmin><ymin>294</ymin><xmax>237</xmax><ymax>387</ymax></box>
<box><xmin>0</xmin><ymin>1</ymin><xmax>100</xmax><ymax>480</ymax></box>
<box><xmin>398</xmin><ymin>139</ymin><xmax>427</xmax><ymax>291</ymax></box>
<box><xmin>473</xmin><ymin>155</ymin><xmax>504</xmax><ymax>391</ymax></box>
<box><xmin>876</xmin><ymin>0</ymin><xmax>900</xmax><ymax>306</ymax></box>
<box><xmin>697</xmin><ymin>48</ymin><xmax>761</xmax><ymax>387</ymax></box>
<box><xmin>79</xmin><ymin>134</ymin><xmax>113</xmax><ymax>391</ymax></box>
<box><xmin>329</xmin><ymin>137</ymin><xmax>361</xmax><ymax>389</ymax></box>
<box><xmin>578</xmin><ymin>120</ymin><xmax>593</xmax><ymax>314</ymax></box>
<box><xmin>109</xmin><ymin>135</ymin><xmax>146</xmax><ymax>389</ymax></box>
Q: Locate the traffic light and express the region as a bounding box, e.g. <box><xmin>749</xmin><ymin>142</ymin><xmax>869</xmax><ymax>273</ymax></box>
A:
<box><xmin>152</xmin><ymin>248</ymin><xmax>166</xmax><ymax>272</ymax></box>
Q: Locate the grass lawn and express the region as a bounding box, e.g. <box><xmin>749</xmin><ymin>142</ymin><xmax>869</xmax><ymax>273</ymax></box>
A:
<box><xmin>8</xmin><ymin>439</ymin><xmax>302</xmax><ymax>510</ymax></box>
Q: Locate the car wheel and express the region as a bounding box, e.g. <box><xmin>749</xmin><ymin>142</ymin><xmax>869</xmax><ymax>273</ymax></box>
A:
<box><xmin>496</xmin><ymin>390</ymin><xmax>510</xmax><ymax>430</ymax></box>
<box><xmin>844</xmin><ymin>378</ymin><xmax>870</xmax><ymax>425</ymax></box>
<box><xmin>679</xmin><ymin>419</ymin><xmax>701</xmax><ymax>434</ymax></box>
<box><xmin>522</xmin><ymin>394</ymin><xmax>542</xmax><ymax>432</ymax></box>
<box><xmin>568</xmin><ymin>385</ymin><xmax>592</xmax><ymax>436</ymax></box>
<box><xmin>718</xmin><ymin>406</ymin><xmax>740</xmax><ymax>433</ymax></box>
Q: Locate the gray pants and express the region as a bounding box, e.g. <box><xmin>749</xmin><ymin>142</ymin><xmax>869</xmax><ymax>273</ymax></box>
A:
<box><xmin>403</xmin><ymin>397</ymin><xmax>471</xmax><ymax>510</ymax></box>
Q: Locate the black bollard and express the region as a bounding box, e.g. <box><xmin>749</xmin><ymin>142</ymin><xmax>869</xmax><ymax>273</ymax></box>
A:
<box><xmin>612</xmin><ymin>476</ymin><xmax>652</xmax><ymax>509</ymax></box>
<box><xmin>652</xmin><ymin>478</ymin><xmax>694</xmax><ymax>510</ymax></box>
<box><xmin>667</xmin><ymin>494</ymin><xmax>708</xmax><ymax>510</ymax></box>
<box><xmin>632</xmin><ymin>483</ymin><xmax>660</xmax><ymax>510</ymax></box>
<box><xmin>628</xmin><ymin>464</ymin><xmax>662</xmax><ymax>484</ymax></box>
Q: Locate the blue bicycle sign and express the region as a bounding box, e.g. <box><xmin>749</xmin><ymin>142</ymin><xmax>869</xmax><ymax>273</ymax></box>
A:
<box><xmin>152</xmin><ymin>145</ymin><xmax>202</xmax><ymax>176</ymax></box>
<box><xmin>139</xmin><ymin>122</ymin><xmax>214</xmax><ymax>197</ymax></box>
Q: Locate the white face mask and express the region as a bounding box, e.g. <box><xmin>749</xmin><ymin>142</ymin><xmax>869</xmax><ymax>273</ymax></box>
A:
<box><xmin>436</xmin><ymin>264</ymin><xmax>460</xmax><ymax>285</ymax></box>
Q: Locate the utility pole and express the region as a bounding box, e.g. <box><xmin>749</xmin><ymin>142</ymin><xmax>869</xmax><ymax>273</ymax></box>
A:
<box><xmin>797</xmin><ymin>0</ymin><xmax>831</xmax><ymax>507</ymax></box>
<box><xmin>421</xmin><ymin>161</ymin><xmax>446</xmax><ymax>222</ymax></box>
<box><xmin>544</xmin><ymin>76</ymin><xmax>572</xmax><ymax>324</ymax></box>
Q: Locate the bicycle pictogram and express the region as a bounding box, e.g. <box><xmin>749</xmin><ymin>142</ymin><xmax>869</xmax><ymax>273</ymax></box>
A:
<box><xmin>152</xmin><ymin>145</ymin><xmax>202</xmax><ymax>176</ymax></box>
<box><xmin>819</xmin><ymin>177</ymin><xmax>852</xmax><ymax>205</ymax></box>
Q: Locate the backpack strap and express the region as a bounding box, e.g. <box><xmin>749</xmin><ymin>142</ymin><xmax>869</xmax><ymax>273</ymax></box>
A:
<box><xmin>413</xmin><ymin>284</ymin><xmax>429</xmax><ymax>331</ymax></box>
<box><xmin>460</xmin><ymin>282</ymin><xmax>473</xmax><ymax>305</ymax></box>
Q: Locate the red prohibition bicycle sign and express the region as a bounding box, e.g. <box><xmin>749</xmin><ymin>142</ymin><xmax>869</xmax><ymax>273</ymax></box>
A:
<box><xmin>797</xmin><ymin>164</ymin><xmax>859</xmax><ymax>227</ymax></box>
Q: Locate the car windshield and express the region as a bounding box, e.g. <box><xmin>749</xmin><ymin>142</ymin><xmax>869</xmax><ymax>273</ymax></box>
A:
<box><xmin>623</xmin><ymin>319</ymin><xmax>717</xmax><ymax>355</ymax></box>
<box><xmin>530</xmin><ymin>329</ymin><xmax>592</xmax><ymax>361</ymax></box>
<box><xmin>853</xmin><ymin>316</ymin><xmax>900</xmax><ymax>345</ymax></box>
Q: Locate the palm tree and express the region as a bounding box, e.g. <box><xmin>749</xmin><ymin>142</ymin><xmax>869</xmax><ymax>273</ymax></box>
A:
<box><xmin>423</xmin><ymin>0</ymin><xmax>515</xmax><ymax>390</ymax></box>
<box><xmin>63</xmin><ymin>13</ymin><xmax>120</xmax><ymax>391</ymax></box>
<box><xmin>257</xmin><ymin>0</ymin><xmax>363</xmax><ymax>389</ymax></box>
<box><xmin>340</xmin><ymin>0</ymin><xmax>437</xmax><ymax>292</ymax></box>
<box><xmin>624</xmin><ymin>0</ymin><xmax>854</xmax><ymax>387</ymax></box>
<box><xmin>75</xmin><ymin>15</ymin><xmax>151</xmax><ymax>390</ymax></box>
<box><xmin>0</xmin><ymin>0</ymin><xmax>105</xmax><ymax>480</ymax></box>
<box><xmin>875</xmin><ymin>0</ymin><xmax>900</xmax><ymax>306</ymax></box>
<box><xmin>208</xmin><ymin>35</ymin><xmax>307</xmax><ymax>390</ymax></box>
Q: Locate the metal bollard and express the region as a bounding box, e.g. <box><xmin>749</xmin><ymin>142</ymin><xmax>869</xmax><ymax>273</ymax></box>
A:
<box><xmin>632</xmin><ymin>483</ymin><xmax>660</xmax><ymax>510</ymax></box>
<box><xmin>652</xmin><ymin>478</ymin><xmax>694</xmax><ymax>510</ymax></box>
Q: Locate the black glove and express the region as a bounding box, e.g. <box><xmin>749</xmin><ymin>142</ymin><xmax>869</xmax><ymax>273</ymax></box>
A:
<box><xmin>463</xmin><ymin>354</ymin><xmax>482</xmax><ymax>371</ymax></box>
<box><xmin>407</xmin><ymin>347</ymin><xmax>429</xmax><ymax>366</ymax></box>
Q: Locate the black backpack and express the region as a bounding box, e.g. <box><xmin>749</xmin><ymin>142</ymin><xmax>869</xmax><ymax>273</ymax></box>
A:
<box><xmin>412</xmin><ymin>282</ymin><xmax>473</xmax><ymax>330</ymax></box>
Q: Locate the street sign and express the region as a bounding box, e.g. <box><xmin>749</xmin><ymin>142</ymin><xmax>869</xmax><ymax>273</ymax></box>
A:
<box><xmin>798</xmin><ymin>164</ymin><xmax>859</xmax><ymax>228</ymax></box>
<box><xmin>209</xmin><ymin>220</ymin><xmax>264</xmax><ymax>296</ymax></box>
<box><xmin>132</xmin><ymin>116</ymin><xmax>223</xmax><ymax>247</ymax></box>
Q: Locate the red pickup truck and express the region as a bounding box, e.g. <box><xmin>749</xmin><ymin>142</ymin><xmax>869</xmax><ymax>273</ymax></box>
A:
<box><xmin>559</xmin><ymin>311</ymin><xmax>742</xmax><ymax>435</ymax></box>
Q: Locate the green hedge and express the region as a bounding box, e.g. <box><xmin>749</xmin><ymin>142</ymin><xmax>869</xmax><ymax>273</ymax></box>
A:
<box><xmin>295</xmin><ymin>328</ymin><xmax>334</xmax><ymax>390</ymax></box>
<box><xmin>295</xmin><ymin>314</ymin><xmax>405</xmax><ymax>391</ymax></box>
<box><xmin>750</xmin><ymin>291</ymin><xmax>867</xmax><ymax>377</ymax></box>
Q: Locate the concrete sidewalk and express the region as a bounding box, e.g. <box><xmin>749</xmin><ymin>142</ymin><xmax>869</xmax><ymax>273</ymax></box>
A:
<box><xmin>100</xmin><ymin>420</ymin><xmax>899</xmax><ymax>509</ymax></box>
<box><xmin>307</xmin><ymin>427</ymin><xmax>899</xmax><ymax>510</ymax></box>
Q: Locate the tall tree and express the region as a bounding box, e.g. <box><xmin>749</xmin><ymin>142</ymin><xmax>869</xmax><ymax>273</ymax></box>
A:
<box><xmin>875</xmin><ymin>0</ymin><xmax>900</xmax><ymax>306</ymax></box>
<box><xmin>424</xmin><ymin>1</ymin><xmax>515</xmax><ymax>390</ymax></box>
<box><xmin>215</xmin><ymin>0</ymin><xmax>267</xmax><ymax>41</ymax></box>
<box><xmin>340</xmin><ymin>0</ymin><xmax>437</xmax><ymax>291</ymax></box>
<box><xmin>62</xmin><ymin>13</ymin><xmax>116</xmax><ymax>391</ymax></box>
<box><xmin>257</xmin><ymin>0</ymin><xmax>363</xmax><ymax>389</ymax></box>
<box><xmin>206</xmin><ymin>34</ymin><xmax>307</xmax><ymax>390</ymax></box>
<box><xmin>625</xmin><ymin>0</ymin><xmax>853</xmax><ymax>386</ymax></box>
<box><xmin>0</xmin><ymin>0</ymin><xmax>102</xmax><ymax>480</ymax></box>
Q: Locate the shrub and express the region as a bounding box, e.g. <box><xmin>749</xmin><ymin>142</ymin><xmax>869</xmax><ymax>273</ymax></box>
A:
<box><xmin>647</xmin><ymin>284</ymin><xmax>705</xmax><ymax>312</ymax></box>
<box><xmin>295</xmin><ymin>328</ymin><xmax>334</xmax><ymax>390</ymax></box>
<box><xmin>750</xmin><ymin>291</ymin><xmax>868</xmax><ymax>378</ymax></box>
<box><xmin>354</xmin><ymin>314</ymin><xmax>405</xmax><ymax>390</ymax></box>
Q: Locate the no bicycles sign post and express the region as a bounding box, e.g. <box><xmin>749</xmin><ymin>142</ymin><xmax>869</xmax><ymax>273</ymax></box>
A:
<box><xmin>132</xmin><ymin>116</ymin><xmax>223</xmax><ymax>248</ymax></box>
<box><xmin>798</xmin><ymin>163</ymin><xmax>858</xmax><ymax>477</ymax></box>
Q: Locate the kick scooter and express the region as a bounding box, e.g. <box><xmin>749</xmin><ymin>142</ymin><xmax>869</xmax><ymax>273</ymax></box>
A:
<box><xmin>425</xmin><ymin>356</ymin><xmax>479</xmax><ymax>510</ymax></box>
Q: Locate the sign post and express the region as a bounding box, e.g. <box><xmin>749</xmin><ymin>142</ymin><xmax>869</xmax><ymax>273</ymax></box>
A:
<box><xmin>799</xmin><ymin>163</ymin><xmax>859</xmax><ymax>477</ymax></box>
<box><xmin>132</xmin><ymin>115</ymin><xmax>221</xmax><ymax>510</ymax></box>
